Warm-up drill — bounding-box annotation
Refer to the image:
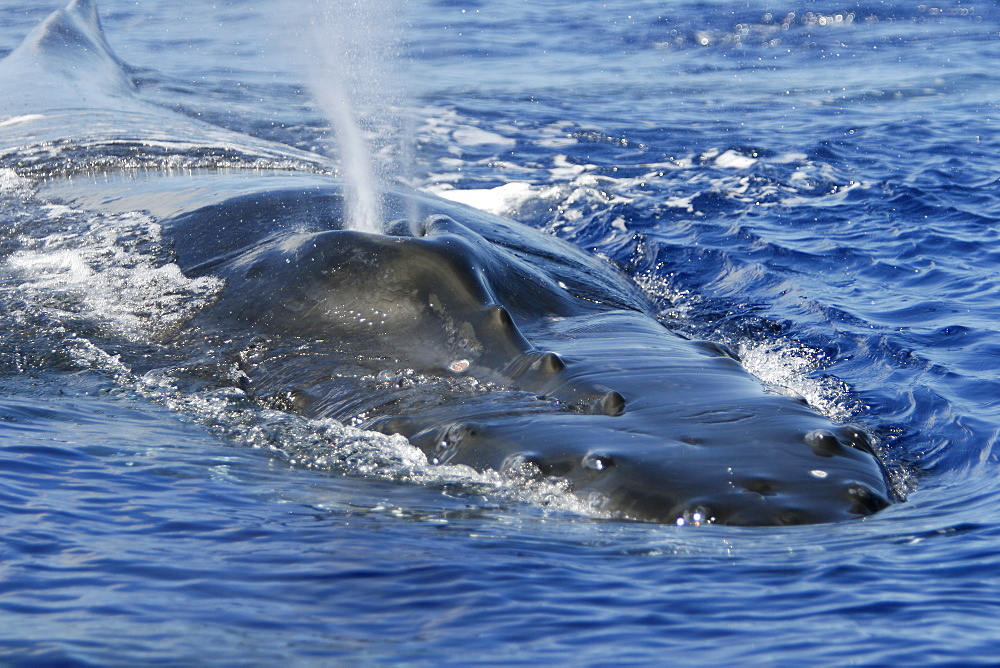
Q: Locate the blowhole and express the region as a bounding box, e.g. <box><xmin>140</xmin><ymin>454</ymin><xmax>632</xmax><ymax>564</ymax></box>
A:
<box><xmin>383</xmin><ymin>219</ymin><xmax>413</xmax><ymax>237</ymax></box>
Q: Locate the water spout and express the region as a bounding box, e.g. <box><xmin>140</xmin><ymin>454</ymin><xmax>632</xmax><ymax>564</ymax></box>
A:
<box><xmin>304</xmin><ymin>0</ymin><xmax>403</xmax><ymax>234</ymax></box>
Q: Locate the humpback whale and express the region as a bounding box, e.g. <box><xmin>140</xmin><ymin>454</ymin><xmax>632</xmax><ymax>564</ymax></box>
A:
<box><xmin>0</xmin><ymin>0</ymin><xmax>892</xmax><ymax>525</ymax></box>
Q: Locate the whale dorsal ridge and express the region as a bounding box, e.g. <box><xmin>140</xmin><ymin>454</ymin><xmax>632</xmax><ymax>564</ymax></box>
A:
<box><xmin>0</xmin><ymin>0</ymin><xmax>134</xmax><ymax>113</ymax></box>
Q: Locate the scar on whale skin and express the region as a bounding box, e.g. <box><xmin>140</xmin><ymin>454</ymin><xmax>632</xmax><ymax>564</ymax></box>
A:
<box><xmin>2</xmin><ymin>0</ymin><xmax>894</xmax><ymax>526</ymax></box>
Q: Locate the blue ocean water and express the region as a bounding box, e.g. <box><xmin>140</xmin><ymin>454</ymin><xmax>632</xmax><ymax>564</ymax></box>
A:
<box><xmin>1</xmin><ymin>0</ymin><xmax>999</xmax><ymax>664</ymax></box>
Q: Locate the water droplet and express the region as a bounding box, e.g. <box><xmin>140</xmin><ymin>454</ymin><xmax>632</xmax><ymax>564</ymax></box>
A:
<box><xmin>448</xmin><ymin>359</ymin><xmax>470</xmax><ymax>373</ymax></box>
<box><xmin>582</xmin><ymin>453</ymin><xmax>614</xmax><ymax>471</ymax></box>
<box><xmin>681</xmin><ymin>505</ymin><xmax>712</xmax><ymax>526</ymax></box>
<box><xmin>809</xmin><ymin>469</ymin><xmax>829</xmax><ymax>478</ymax></box>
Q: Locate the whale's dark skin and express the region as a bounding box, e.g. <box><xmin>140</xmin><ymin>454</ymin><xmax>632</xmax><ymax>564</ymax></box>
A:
<box><xmin>2</xmin><ymin>0</ymin><xmax>892</xmax><ymax>525</ymax></box>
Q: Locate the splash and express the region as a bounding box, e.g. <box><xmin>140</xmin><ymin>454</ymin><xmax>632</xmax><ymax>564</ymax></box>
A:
<box><xmin>304</xmin><ymin>0</ymin><xmax>404</xmax><ymax>234</ymax></box>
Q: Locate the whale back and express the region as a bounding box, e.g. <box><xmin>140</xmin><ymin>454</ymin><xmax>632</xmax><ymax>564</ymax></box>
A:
<box><xmin>0</xmin><ymin>0</ymin><xmax>325</xmax><ymax>176</ymax></box>
<box><xmin>0</xmin><ymin>0</ymin><xmax>135</xmax><ymax>116</ymax></box>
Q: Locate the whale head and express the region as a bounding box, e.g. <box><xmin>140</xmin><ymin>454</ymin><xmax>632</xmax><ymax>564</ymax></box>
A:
<box><xmin>184</xmin><ymin>193</ymin><xmax>892</xmax><ymax>526</ymax></box>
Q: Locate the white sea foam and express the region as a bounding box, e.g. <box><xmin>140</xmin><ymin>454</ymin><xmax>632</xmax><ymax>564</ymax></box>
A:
<box><xmin>4</xmin><ymin>206</ymin><xmax>222</xmax><ymax>340</ymax></box>
<box><xmin>0</xmin><ymin>167</ymin><xmax>30</xmax><ymax>196</ymax></box>
<box><xmin>135</xmin><ymin>366</ymin><xmax>611</xmax><ymax>521</ymax></box>
<box><xmin>713</xmin><ymin>149</ymin><xmax>758</xmax><ymax>169</ymax></box>
<box><xmin>452</xmin><ymin>125</ymin><xmax>516</xmax><ymax>147</ymax></box>
<box><xmin>734</xmin><ymin>339</ymin><xmax>857</xmax><ymax>422</ymax></box>
<box><xmin>432</xmin><ymin>181</ymin><xmax>554</xmax><ymax>216</ymax></box>
<box><xmin>550</xmin><ymin>154</ymin><xmax>594</xmax><ymax>179</ymax></box>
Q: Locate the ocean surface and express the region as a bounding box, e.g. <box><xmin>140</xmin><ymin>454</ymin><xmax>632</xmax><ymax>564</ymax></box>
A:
<box><xmin>1</xmin><ymin>0</ymin><xmax>999</xmax><ymax>664</ymax></box>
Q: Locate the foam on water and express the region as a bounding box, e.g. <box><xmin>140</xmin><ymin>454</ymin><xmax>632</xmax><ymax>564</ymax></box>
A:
<box><xmin>432</xmin><ymin>181</ymin><xmax>556</xmax><ymax>217</ymax></box>
<box><xmin>3</xmin><ymin>199</ymin><xmax>222</xmax><ymax>341</ymax></box>
<box><xmin>0</xmin><ymin>166</ymin><xmax>30</xmax><ymax>195</ymax></box>
<box><xmin>134</xmin><ymin>364</ymin><xmax>613</xmax><ymax>521</ymax></box>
